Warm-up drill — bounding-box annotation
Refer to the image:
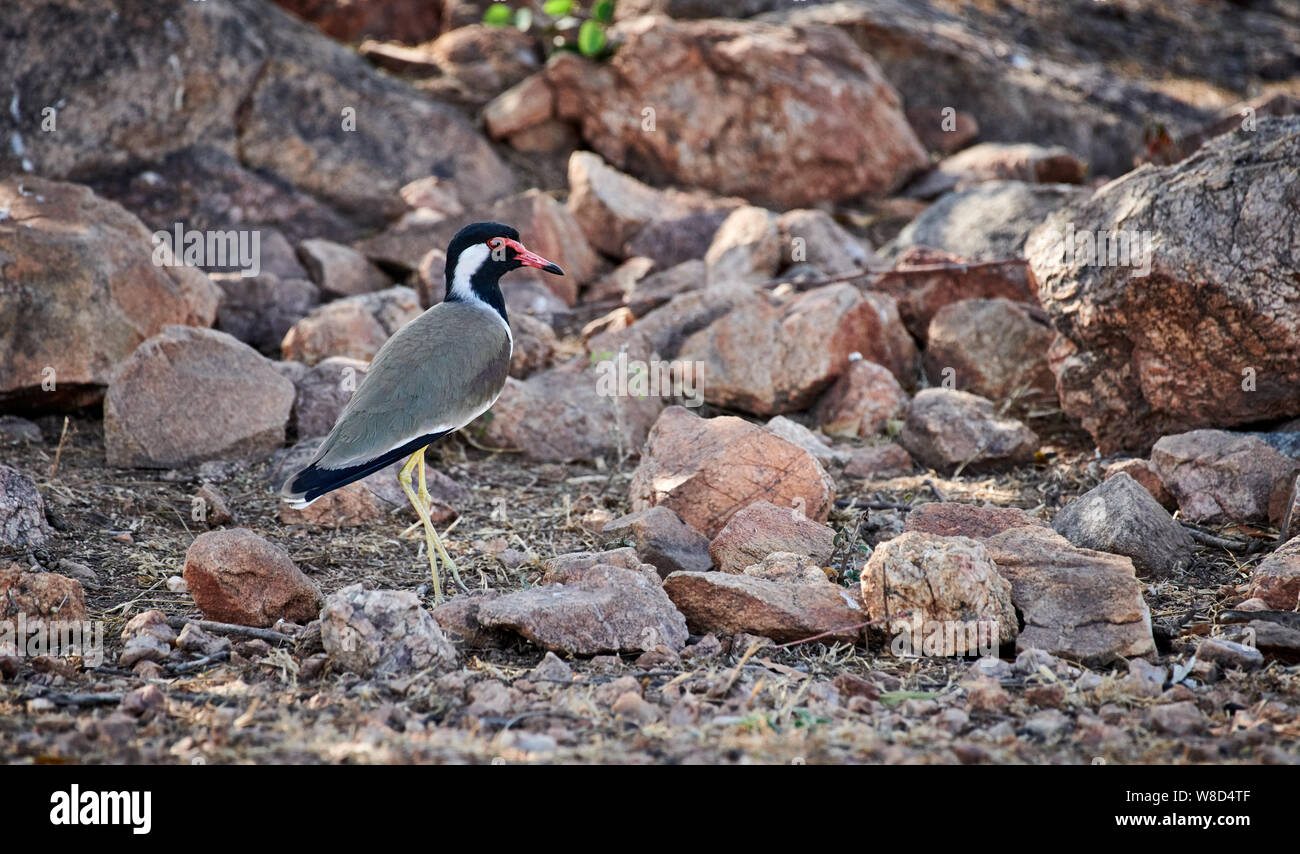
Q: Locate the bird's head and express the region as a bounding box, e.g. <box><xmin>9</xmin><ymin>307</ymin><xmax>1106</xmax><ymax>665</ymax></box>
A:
<box><xmin>444</xmin><ymin>222</ymin><xmax>564</xmax><ymax>300</ymax></box>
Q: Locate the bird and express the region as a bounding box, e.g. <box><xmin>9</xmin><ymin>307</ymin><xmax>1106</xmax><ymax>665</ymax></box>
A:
<box><xmin>280</xmin><ymin>222</ymin><xmax>564</xmax><ymax>602</ymax></box>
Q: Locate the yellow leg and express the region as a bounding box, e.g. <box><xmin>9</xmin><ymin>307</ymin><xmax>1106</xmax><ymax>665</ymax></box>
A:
<box><xmin>399</xmin><ymin>449</ymin><xmax>443</xmax><ymax>603</ymax></box>
<box><xmin>417</xmin><ymin>451</ymin><xmax>469</xmax><ymax>594</ymax></box>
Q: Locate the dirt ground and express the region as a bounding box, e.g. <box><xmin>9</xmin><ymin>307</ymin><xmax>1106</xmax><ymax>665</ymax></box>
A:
<box><xmin>2</xmin><ymin>412</ymin><xmax>1297</xmax><ymax>765</ymax></box>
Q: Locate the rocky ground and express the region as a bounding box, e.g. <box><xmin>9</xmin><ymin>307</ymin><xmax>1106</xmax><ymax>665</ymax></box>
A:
<box><xmin>2</xmin><ymin>0</ymin><xmax>1300</xmax><ymax>765</ymax></box>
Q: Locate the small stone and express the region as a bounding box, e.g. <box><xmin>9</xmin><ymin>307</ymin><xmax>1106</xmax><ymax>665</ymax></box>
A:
<box><xmin>1196</xmin><ymin>637</ymin><xmax>1264</xmax><ymax>672</ymax></box>
<box><xmin>183</xmin><ymin>528</ymin><xmax>323</xmax><ymax>628</ymax></box>
<box><xmin>1148</xmin><ymin>701</ymin><xmax>1206</xmax><ymax>736</ymax></box>
<box><xmin>118</xmin><ymin>610</ymin><xmax>175</xmax><ymax>667</ymax></box>
<box><xmin>321</xmin><ymin>584</ymin><xmax>457</xmax><ymax>677</ymax></box>
<box><xmin>899</xmin><ymin>389</ymin><xmax>1038</xmax><ymax>473</ymax></box>
<box><xmin>904</xmin><ymin>503</ymin><xmax>1048</xmax><ymax>540</ymax></box>
<box><xmin>121</xmin><ymin>684</ymin><xmax>166</xmax><ymax>718</ymax></box>
<box><xmin>814</xmin><ymin>359</ymin><xmax>909</xmax><ymax>439</ymax></box>
<box><xmin>175</xmin><ymin>623</ymin><xmax>232</xmax><ymax>657</ymax></box>
<box><xmin>663</xmin><ymin>571</ymin><xmax>864</xmax><ymax>644</ymax></box>
<box><xmin>708</xmin><ymin>500</ymin><xmax>836</xmax><ymax>575</ymax></box>
<box><xmin>530</xmin><ymin>651</ymin><xmax>573</xmax><ymax>683</ymax></box>
<box><xmin>1247</xmin><ymin>539</ymin><xmax>1300</xmax><ymax>610</ymax></box>
<box><xmin>1051</xmin><ymin>473</ymin><xmax>1196</xmax><ymax>576</ymax></box>
<box><xmin>611</xmin><ymin>691</ymin><xmax>661</xmax><ymax>724</ymax></box>
<box><xmin>602</xmin><ymin>506</ymin><xmax>712</xmax><ymax>578</ymax></box>
<box><xmin>862</xmin><ymin>532</ymin><xmax>1018</xmax><ymax>646</ymax></box>
<box><xmin>843</xmin><ymin>444</ymin><xmax>915</xmax><ymax>479</ymax></box>
<box><xmin>193</xmin><ymin>484</ymin><xmax>235</xmax><ymax>526</ymax></box>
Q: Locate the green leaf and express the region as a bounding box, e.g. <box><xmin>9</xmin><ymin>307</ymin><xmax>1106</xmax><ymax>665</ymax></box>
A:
<box><xmin>592</xmin><ymin>0</ymin><xmax>615</xmax><ymax>23</ymax></box>
<box><xmin>577</xmin><ymin>19</ymin><xmax>606</xmax><ymax>56</ymax></box>
<box><xmin>513</xmin><ymin>6</ymin><xmax>533</xmax><ymax>30</ymax></box>
<box><xmin>542</xmin><ymin>0</ymin><xmax>574</xmax><ymax>16</ymax></box>
<box><xmin>482</xmin><ymin>3</ymin><xmax>512</xmax><ymax>25</ymax></box>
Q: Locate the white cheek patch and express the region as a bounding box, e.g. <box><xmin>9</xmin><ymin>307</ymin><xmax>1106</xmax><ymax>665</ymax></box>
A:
<box><xmin>449</xmin><ymin>242</ymin><xmax>491</xmax><ymax>300</ymax></box>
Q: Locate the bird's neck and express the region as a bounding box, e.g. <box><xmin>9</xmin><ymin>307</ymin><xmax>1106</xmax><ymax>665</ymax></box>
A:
<box><xmin>453</xmin><ymin>276</ymin><xmax>509</xmax><ymax>327</ymax></box>
<box><xmin>445</xmin><ymin>250</ymin><xmax>509</xmax><ymax>327</ymax></box>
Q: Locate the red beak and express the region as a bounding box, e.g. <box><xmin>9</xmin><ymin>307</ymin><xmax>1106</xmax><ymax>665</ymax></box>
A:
<box><xmin>502</xmin><ymin>238</ymin><xmax>564</xmax><ymax>275</ymax></box>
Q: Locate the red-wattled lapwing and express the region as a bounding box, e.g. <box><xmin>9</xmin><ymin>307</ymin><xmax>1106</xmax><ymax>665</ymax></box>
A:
<box><xmin>281</xmin><ymin>222</ymin><xmax>563</xmax><ymax>602</ymax></box>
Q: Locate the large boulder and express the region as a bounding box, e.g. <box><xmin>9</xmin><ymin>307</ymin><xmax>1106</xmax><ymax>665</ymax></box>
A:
<box><xmin>1050</xmin><ymin>473</ymin><xmax>1195</xmax><ymax>577</ymax></box>
<box><xmin>1028</xmin><ymin>118</ymin><xmax>1300</xmax><ymax>453</ymax></box>
<box><xmin>0</xmin><ymin>177</ymin><xmax>218</xmax><ymax>412</ymax></box>
<box><xmin>1</xmin><ymin>0</ymin><xmax>510</xmax><ymax>225</ymax></box>
<box><xmin>545</xmin><ymin>15</ymin><xmax>926</xmax><ymax>207</ymax></box>
<box><xmin>104</xmin><ymin>326</ymin><xmax>295</xmax><ymax>468</ymax></box>
<box><xmin>629</xmin><ymin>406</ymin><xmax>836</xmax><ymax>537</ymax></box>
<box><xmin>923</xmin><ymin>298</ymin><xmax>1056</xmax><ymax>408</ymax></box>
<box><xmin>1149</xmin><ymin>430</ymin><xmax>1299</xmax><ymax>527</ymax></box>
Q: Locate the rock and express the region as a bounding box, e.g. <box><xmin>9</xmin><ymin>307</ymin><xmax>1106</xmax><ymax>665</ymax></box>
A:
<box><xmin>586</xmin><ymin>256</ymin><xmax>657</xmax><ymax>304</ymax></box>
<box><xmin>662</xmin><ymin>571</ymin><xmax>865</xmax><ymax>643</ymax></box>
<box><xmin>118</xmin><ymin>610</ymin><xmax>175</xmax><ymax>668</ymax></box>
<box><xmin>0</xmin><ymin>417</ymin><xmax>42</xmax><ymax>444</ymax></box>
<box><xmin>104</xmin><ymin>326</ymin><xmax>294</xmax><ymax>468</ymax></box>
<box><xmin>1196</xmin><ymin>637</ymin><xmax>1264</xmax><ymax>672</ymax></box>
<box><xmin>1028</xmin><ymin>118</ymin><xmax>1300</xmax><ymax>453</ymax></box>
<box><xmin>281</xmin><ymin>286</ymin><xmax>423</xmax><ymax>365</ymax></box>
<box><xmin>430</xmin><ymin>590</ymin><xmax>514</xmax><ymax>649</ymax></box>
<box><xmin>481</xmin><ymin>361</ymin><xmax>665</xmax><ymax>462</ymax></box>
<box><xmin>531</xmin><ymin>651</ymin><xmax>574</xmax><ymax>683</ymax></box>
<box><xmin>743</xmin><ymin>552</ymin><xmax>831</xmax><ymax>586</ymax></box>
<box><xmin>475</xmin><ymin>563</ymin><xmax>689</xmax><ymax>654</ymax></box>
<box><xmin>4</xmin><ymin>0</ymin><xmax>509</xmax><ymax>224</ymax></box>
<box><xmin>546</xmin><ymin>16</ymin><xmax>926</xmax><ymax>208</ymax></box>
<box><xmin>814</xmin><ymin>359</ymin><xmax>909</xmax><ymax>438</ymax></box>
<box><xmin>508</xmin><ymin>313</ymin><xmax>558</xmax><ymax>379</ymax></box>
<box><xmin>906</xmin><ymin>142</ymin><xmax>1086</xmax><ymax>200</ymax></box>
<box><xmin>1150</xmin><ymin>430</ymin><xmax>1299</xmax><ymax>526</ymax></box>
<box><xmin>891</xmin><ymin>181</ymin><xmax>1090</xmax><ymax>262</ymax></box>
<box><xmin>1280</xmin><ymin>473</ymin><xmax>1300</xmax><ymax>545</ymax></box>
<box><xmin>1103</xmin><ymin>458</ymin><xmax>1176</xmax><ymax>511</ymax></box>
<box><xmin>541</xmin><ymin>548</ymin><xmax>659</xmax><ymax>585</ymax></box>
<box><xmin>775</xmin><ymin>209</ymin><xmax>879</xmax><ymax>275</ymax></box>
<box><xmin>862</xmin><ymin>533</ymin><xmax>1018</xmax><ymax>644</ymax></box>
<box><xmin>0</xmin><ymin>566</ymin><xmax>87</xmax><ymax>640</ymax></box>
<box><xmin>765</xmin><ymin>1</ymin><xmax>1212</xmax><ymax>177</ymax></box>
<box><xmin>904</xmin><ymin>503</ymin><xmax>1049</xmax><ymax>540</ymax></box>
<box><xmin>175</xmin><ymin>623</ymin><xmax>233</xmax><ymax>658</ymax></box>
<box><xmin>212</xmin><ymin>273</ymin><xmax>320</xmax><ymax>355</ymax></box>
<box><xmin>0</xmin><ymin>466</ymin><xmax>51</xmax><ymax>549</ymax></box>
<box><xmin>764</xmin><ymin>416</ymin><xmax>837</xmax><ymax>466</ymax></box>
<box><xmin>982</xmin><ymin>526</ymin><xmax>1156</xmax><ymax>666</ymax></box>
<box><xmin>296</xmin><ymin>239</ymin><xmax>390</xmax><ymax>299</ymax></box>
<box><xmin>924</xmin><ymin>298</ymin><xmax>1056</xmax><ymax>407</ymax></box>
<box><xmin>183</xmin><ymin>528</ymin><xmax>323</xmax><ymax>628</ymax></box>
<box><xmin>870</xmin><ymin>247</ymin><xmax>1038</xmax><ymax>342</ymax></box>
<box><xmin>1051</xmin><ymin>473</ymin><xmax>1195</xmax><ymax>577</ymax></box>
<box><xmin>678</xmin><ymin>285</ymin><xmax>917</xmax><ymax>414</ymax></box>
<box><xmin>625</xmin><ymin>211</ymin><xmax>734</xmax><ymax>269</ymax></box>
<box><xmin>705</xmin><ymin>207</ymin><xmax>781</xmax><ymax>285</ymax></box>
<box><xmin>56</xmin><ymin>560</ymin><xmax>99</xmax><ymax>588</ymax></box>
<box><xmin>630</xmin><ymin>406</ymin><xmax>837</xmax><ymax>537</ymax></box>
<box><xmin>899</xmin><ymin>389</ymin><xmax>1039</xmax><ymax>474</ymax></box>
<box><xmin>425</xmin><ymin>24</ymin><xmax>540</xmax><ymax>107</ymax></box>
<box><xmin>0</xmin><ymin>177</ymin><xmax>219</xmax><ymax>412</ymax></box>
<box><xmin>89</xmin><ymin>148</ymin><xmax>357</xmax><ymax>249</ymax></box>
<box><xmin>565</xmin><ymin>151</ymin><xmax>739</xmax><ymax>260</ymax></box>
<box><xmin>844</xmin><ymin>444</ymin><xmax>915</xmax><ymax>480</ymax></box>
<box><xmin>1246</xmin><ymin>539</ymin><xmax>1300</xmax><ymax>611</ymax></box>
<box><xmin>602</xmin><ymin>506</ymin><xmax>713</xmax><ymax>578</ymax></box>
<box><xmin>487</xmin><ymin>190</ymin><xmax>601</xmax><ymax>300</ymax></box>
<box><xmin>292</xmin><ymin>357</ymin><xmax>370</xmax><ymax>439</ymax></box>
<box><xmin>193</xmin><ymin>484</ymin><xmax>235</xmax><ymax>527</ymax></box>
<box><xmin>708</xmin><ymin>500</ymin><xmax>836</xmax><ymax>575</ymax></box>
<box><xmin>484</xmin><ymin>74</ymin><xmax>555</xmax><ymax>140</ymax></box>
<box><xmin>271</xmin><ymin>0</ymin><xmax>444</xmax><ymax>44</ymax></box>
<box><xmin>1148</xmin><ymin>701</ymin><xmax>1206</xmax><ymax>736</ymax></box>
<box><xmin>321</xmin><ymin>584</ymin><xmax>458</xmax><ymax>677</ymax></box>
<box><xmin>905</xmin><ymin>106</ymin><xmax>979</xmax><ymax>155</ymax></box>
<box><xmin>1223</xmin><ymin>620</ymin><xmax>1300</xmax><ymax>664</ymax></box>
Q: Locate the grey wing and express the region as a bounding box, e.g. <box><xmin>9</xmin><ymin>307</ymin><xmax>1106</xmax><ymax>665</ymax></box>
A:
<box><xmin>311</xmin><ymin>302</ymin><xmax>511</xmax><ymax>470</ymax></box>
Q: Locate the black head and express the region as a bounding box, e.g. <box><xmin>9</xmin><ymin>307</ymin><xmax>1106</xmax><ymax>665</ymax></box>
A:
<box><xmin>443</xmin><ymin>222</ymin><xmax>564</xmax><ymax>321</ymax></box>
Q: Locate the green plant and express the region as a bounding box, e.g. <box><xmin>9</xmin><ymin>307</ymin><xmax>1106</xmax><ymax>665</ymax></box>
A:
<box><xmin>484</xmin><ymin>1</ymin><xmax>617</xmax><ymax>59</ymax></box>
